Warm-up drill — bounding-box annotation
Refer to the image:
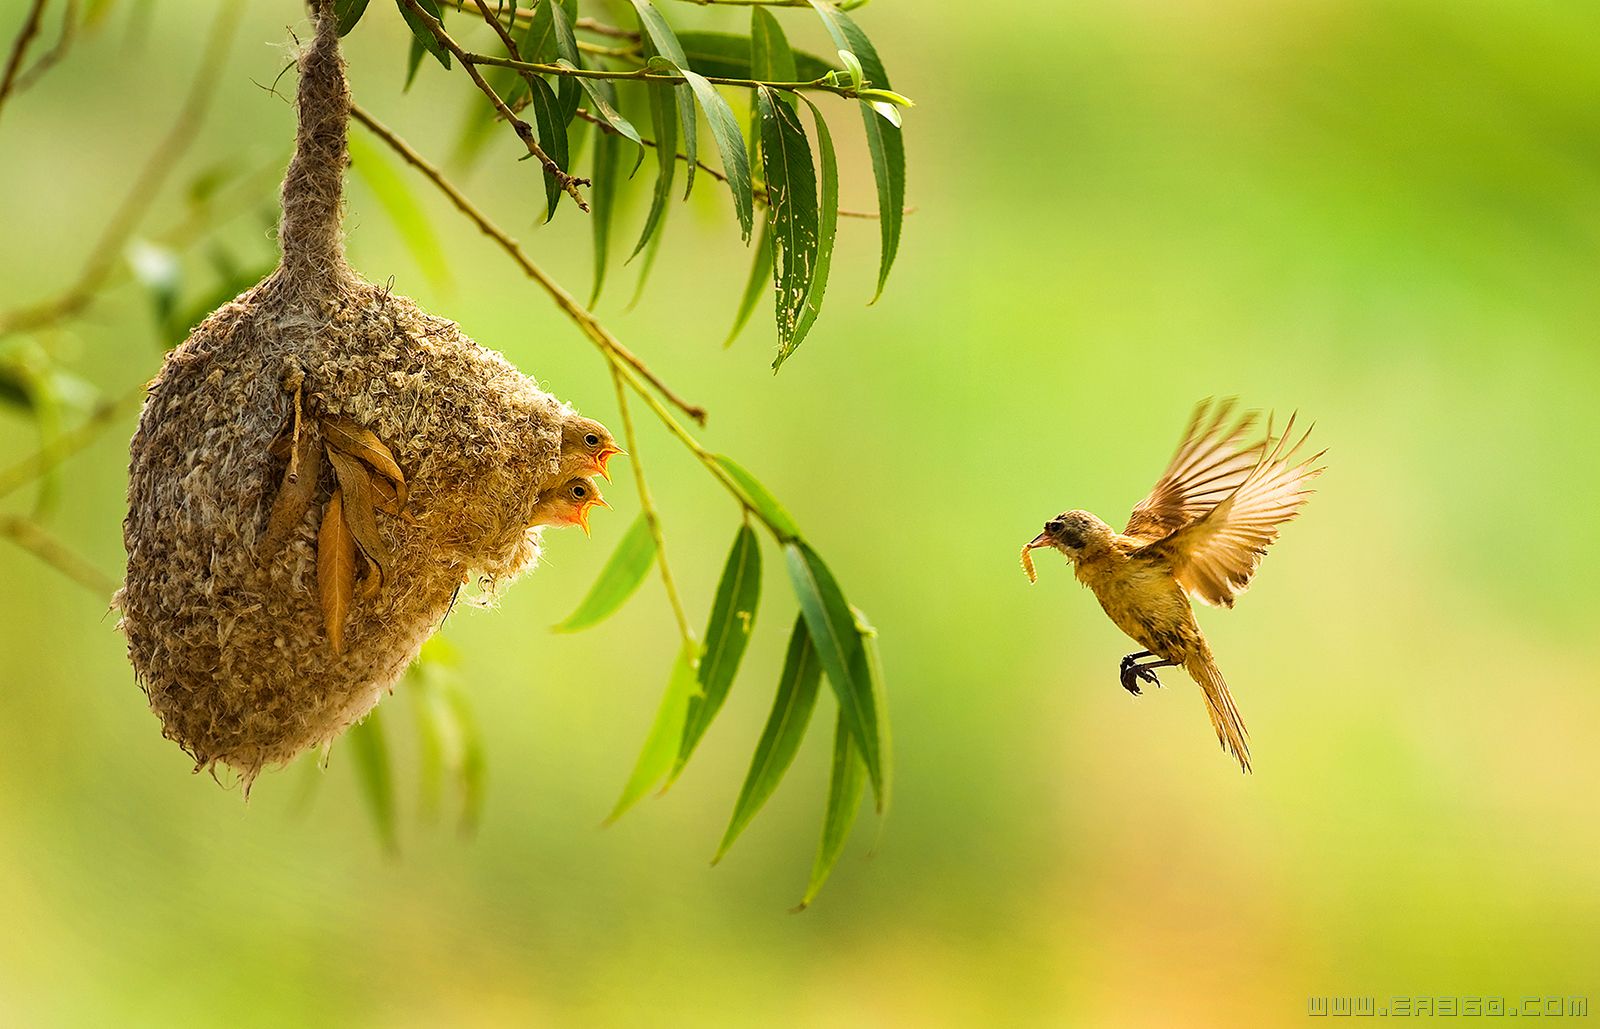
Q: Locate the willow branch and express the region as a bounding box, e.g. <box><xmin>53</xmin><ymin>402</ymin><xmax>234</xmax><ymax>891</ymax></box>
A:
<box><xmin>610</xmin><ymin>365</ymin><xmax>693</xmax><ymax>647</ymax></box>
<box><xmin>0</xmin><ymin>0</ymin><xmax>242</xmax><ymax>338</ymax></box>
<box><xmin>0</xmin><ymin>0</ymin><xmax>49</xmax><ymax>128</ymax></box>
<box><xmin>468</xmin><ymin>52</ymin><xmax>867</xmax><ymax>98</ymax></box>
<box><xmin>13</xmin><ymin>0</ymin><xmax>71</xmax><ymax>93</ymax></box>
<box><xmin>349</xmin><ymin>103</ymin><xmax>706</xmax><ymax>425</ymax></box>
<box><xmin>0</xmin><ymin>515</ymin><xmax>118</xmax><ymax>598</ymax></box>
<box><xmin>397</xmin><ymin>0</ymin><xmax>590</xmax><ymax>210</ymax></box>
<box><xmin>439</xmin><ymin>1</ymin><xmax>638</xmax><ymax>38</ymax></box>
<box><xmin>344</xmin><ymin>104</ymin><xmax>793</xmax><ymax>543</ymax></box>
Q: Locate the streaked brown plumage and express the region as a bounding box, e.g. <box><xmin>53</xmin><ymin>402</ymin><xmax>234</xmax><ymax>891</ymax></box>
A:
<box><xmin>1023</xmin><ymin>398</ymin><xmax>1325</xmax><ymax>772</ymax></box>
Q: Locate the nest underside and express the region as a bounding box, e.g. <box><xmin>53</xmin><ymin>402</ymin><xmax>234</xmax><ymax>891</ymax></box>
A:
<box><xmin>119</xmin><ymin>269</ymin><xmax>569</xmax><ymax>782</ymax></box>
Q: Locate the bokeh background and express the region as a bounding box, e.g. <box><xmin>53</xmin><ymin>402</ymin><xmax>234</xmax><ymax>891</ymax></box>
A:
<box><xmin>2</xmin><ymin>0</ymin><xmax>1598</xmax><ymax>1024</ymax></box>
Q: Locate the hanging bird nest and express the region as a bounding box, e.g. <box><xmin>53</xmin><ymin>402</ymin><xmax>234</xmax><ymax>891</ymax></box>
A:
<box><xmin>117</xmin><ymin>0</ymin><xmax>598</xmax><ymax>788</ymax></box>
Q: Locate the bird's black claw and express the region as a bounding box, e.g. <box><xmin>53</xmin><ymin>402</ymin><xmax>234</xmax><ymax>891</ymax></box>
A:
<box><xmin>1118</xmin><ymin>659</ymin><xmax>1143</xmax><ymax>696</ymax></box>
<box><xmin>1135</xmin><ymin>665</ymin><xmax>1164</xmax><ymax>689</ymax></box>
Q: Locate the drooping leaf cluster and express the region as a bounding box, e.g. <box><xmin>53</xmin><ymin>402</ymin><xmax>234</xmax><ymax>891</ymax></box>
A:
<box><xmin>341</xmin><ymin>0</ymin><xmax>909</xmax><ymax>370</ymax></box>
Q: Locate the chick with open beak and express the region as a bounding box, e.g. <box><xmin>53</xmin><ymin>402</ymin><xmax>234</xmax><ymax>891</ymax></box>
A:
<box><xmin>530</xmin><ymin>476</ymin><xmax>609</xmax><ymax>536</ymax></box>
<box><xmin>558</xmin><ymin>416</ymin><xmax>625</xmax><ymax>482</ymax></box>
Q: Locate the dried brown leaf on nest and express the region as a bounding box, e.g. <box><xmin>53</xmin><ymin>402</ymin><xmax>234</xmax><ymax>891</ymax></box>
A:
<box><xmin>260</xmin><ymin>417</ymin><xmax>322</xmax><ymax>559</ymax></box>
<box><xmin>326</xmin><ymin>446</ymin><xmax>391</xmax><ymax>581</ymax></box>
<box><xmin>323</xmin><ymin>414</ymin><xmax>407</xmax><ymax>508</ymax></box>
<box><xmin>318</xmin><ymin>489</ymin><xmax>356</xmax><ymax>654</ymax></box>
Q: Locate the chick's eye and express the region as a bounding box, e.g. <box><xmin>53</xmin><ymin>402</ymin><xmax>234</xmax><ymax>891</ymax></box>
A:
<box><xmin>584</xmin><ymin>433</ymin><xmax>600</xmax><ymax>448</ymax></box>
<box><xmin>572</xmin><ymin>485</ymin><xmax>587</xmax><ymax>499</ymax></box>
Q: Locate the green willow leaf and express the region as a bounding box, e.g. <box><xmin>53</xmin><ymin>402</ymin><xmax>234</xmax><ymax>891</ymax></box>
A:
<box><xmin>751</xmin><ymin>10</ymin><xmax>797</xmax><ymax>109</ymax></box>
<box><xmin>590</xmin><ymin>127</ymin><xmax>621</xmax><ymax>306</ymax></box>
<box><xmin>784</xmin><ymin>542</ymin><xmax>883</xmax><ymax>806</ymax></box>
<box><xmin>347</xmin><ymin>709</ymin><xmax>399</xmax><ymax>854</ymax></box>
<box><xmin>443</xmin><ymin>676</ymin><xmax>486</xmax><ymax>834</ymax></box>
<box><xmin>674</xmin><ymin>525</ymin><xmax>763</xmax><ymax>779</ymax></box>
<box><xmin>607</xmin><ymin>640</ymin><xmax>698</xmax><ymax>823</ymax></box>
<box><xmin>755</xmin><ymin>86</ymin><xmax>818</xmax><ymax>362</ymax></box>
<box><xmin>397</xmin><ymin>0</ymin><xmax>450</xmax><ymax>72</ymax></box>
<box><xmin>674</xmin><ymin>31</ymin><xmax>835</xmax><ymax>81</ymax></box>
<box><xmin>552</xmin><ymin>513</ymin><xmax>657</xmax><ymax>633</ymax></box>
<box><xmin>849</xmin><ymin>604</ymin><xmax>892</xmax><ymax>816</ymax></box>
<box><xmin>562</xmin><ymin>62</ymin><xmax>645</xmax><ymax>172</ymax></box>
<box><xmin>348</xmin><ymin>131</ymin><xmax>451</xmax><ymax>290</ymax></box>
<box><xmin>809</xmin><ymin>2</ymin><xmax>903</xmax><ymax>301</ymax></box>
<box><xmin>678</xmin><ymin>66</ymin><xmax>753</xmax><ymax>240</ymax></box>
<box><xmin>527</xmin><ymin>76</ymin><xmax>569</xmax><ymax>221</ymax></box>
<box><xmin>724</xmin><ymin>216</ymin><xmax>773</xmax><ymax>347</ymax></box>
<box><xmin>408</xmin><ymin>664</ymin><xmax>449</xmax><ymax>821</ymax></box>
<box><xmin>334</xmin><ymin>0</ymin><xmax>371</xmax><ymax>35</ymax></box>
<box><xmin>795</xmin><ymin>705</ymin><xmax>868</xmax><ymax>910</ymax></box>
<box><xmin>713</xmin><ymin>455</ymin><xmax>800</xmax><ymax>541</ymax></box>
<box><xmin>545</xmin><ymin>0</ymin><xmax>582</xmax><ymax>125</ymax></box>
<box><xmin>628</xmin><ymin>0</ymin><xmax>698</xmax><ymax>196</ymax></box>
<box><xmin>714</xmin><ymin>616</ymin><xmax>822</xmax><ymax>863</ymax></box>
<box><xmin>628</xmin><ymin>53</ymin><xmax>677</xmax><ymax>263</ymax></box>
<box><xmin>777</xmin><ymin>98</ymin><xmax>837</xmax><ymax>370</ymax></box>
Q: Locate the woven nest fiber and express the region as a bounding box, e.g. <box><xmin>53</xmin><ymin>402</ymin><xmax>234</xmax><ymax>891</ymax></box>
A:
<box><xmin>117</xmin><ymin>1</ymin><xmax>590</xmax><ymax>786</ymax></box>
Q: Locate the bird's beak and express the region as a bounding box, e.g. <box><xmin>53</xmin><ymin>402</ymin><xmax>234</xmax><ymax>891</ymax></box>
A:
<box><xmin>1025</xmin><ymin>531</ymin><xmax>1051</xmax><ymax>550</ymax></box>
<box><xmin>577</xmin><ymin>504</ymin><xmax>593</xmax><ymax>537</ymax></box>
<box><xmin>595</xmin><ymin>447</ymin><xmax>624</xmax><ymax>482</ymax></box>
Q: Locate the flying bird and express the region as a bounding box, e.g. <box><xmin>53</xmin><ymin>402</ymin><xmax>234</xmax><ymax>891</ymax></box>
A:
<box><xmin>1022</xmin><ymin>399</ymin><xmax>1324</xmax><ymax>772</ymax></box>
<box><xmin>530</xmin><ymin>476</ymin><xmax>608</xmax><ymax>536</ymax></box>
<box><xmin>558</xmin><ymin>416</ymin><xmax>624</xmax><ymax>482</ymax></box>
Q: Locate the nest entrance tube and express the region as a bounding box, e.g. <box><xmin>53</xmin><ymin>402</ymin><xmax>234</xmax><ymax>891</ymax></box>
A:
<box><xmin>118</xmin><ymin>0</ymin><xmax>593</xmax><ymax>788</ymax></box>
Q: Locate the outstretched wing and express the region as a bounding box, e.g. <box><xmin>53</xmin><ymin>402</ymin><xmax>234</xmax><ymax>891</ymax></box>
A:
<box><xmin>1141</xmin><ymin>413</ymin><xmax>1324</xmax><ymax>608</ymax></box>
<box><xmin>1124</xmin><ymin>398</ymin><xmax>1265</xmax><ymax>544</ymax></box>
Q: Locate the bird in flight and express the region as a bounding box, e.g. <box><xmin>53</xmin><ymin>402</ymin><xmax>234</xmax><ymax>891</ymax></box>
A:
<box><xmin>1021</xmin><ymin>399</ymin><xmax>1324</xmax><ymax>772</ymax></box>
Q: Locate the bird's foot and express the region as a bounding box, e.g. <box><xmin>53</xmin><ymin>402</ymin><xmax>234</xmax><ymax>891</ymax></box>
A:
<box><xmin>1118</xmin><ymin>655</ymin><xmax>1164</xmax><ymax>696</ymax></box>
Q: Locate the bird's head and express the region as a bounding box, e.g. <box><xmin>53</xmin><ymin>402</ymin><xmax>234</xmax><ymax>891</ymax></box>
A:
<box><xmin>560</xmin><ymin>417</ymin><xmax>624</xmax><ymax>481</ymax></box>
<box><xmin>1024</xmin><ymin>510</ymin><xmax>1113</xmax><ymax>565</ymax></box>
<box><xmin>531</xmin><ymin>476</ymin><xmax>609</xmax><ymax>536</ymax></box>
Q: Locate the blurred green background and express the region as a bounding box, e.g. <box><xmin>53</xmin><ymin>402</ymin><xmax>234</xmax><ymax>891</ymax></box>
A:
<box><xmin>2</xmin><ymin>0</ymin><xmax>1598</xmax><ymax>1024</ymax></box>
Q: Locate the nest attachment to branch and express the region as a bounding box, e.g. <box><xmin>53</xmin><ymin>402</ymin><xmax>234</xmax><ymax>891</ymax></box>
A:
<box><xmin>118</xmin><ymin>1</ymin><xmax>591</xmax><ymax>788</ymax></box>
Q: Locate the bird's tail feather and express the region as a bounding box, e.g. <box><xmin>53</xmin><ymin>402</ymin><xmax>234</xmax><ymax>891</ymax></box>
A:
<box><xmin>1184</xmin><ymin>653</ymin><xmax>1251</xmax><ymax>773</ymax></box>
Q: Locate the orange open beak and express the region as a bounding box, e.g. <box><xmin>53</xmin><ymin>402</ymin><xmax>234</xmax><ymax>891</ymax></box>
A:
<box><xmin>594</xmin><ymin>446</ymin><xmax>624</xmax><ymax>482</ymax></box>
<box><xmin>576</xmin><ymin>497</ymin><xmax>608</xmax><ymax>537</ymax></box>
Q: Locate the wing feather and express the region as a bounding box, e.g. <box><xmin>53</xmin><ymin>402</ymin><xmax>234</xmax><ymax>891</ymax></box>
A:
<box><xmin>1143</xmin><ymin>413</ymin><xmax>1325</xmax><ymax>607</ymax></box>
<box><xmin>1124</xmin><ymin>397</ymin><xmax>1264</xmax><ymax>543</ymax></box>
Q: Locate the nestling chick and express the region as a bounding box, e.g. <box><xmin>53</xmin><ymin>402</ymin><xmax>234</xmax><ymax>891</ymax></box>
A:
<box><xmin>530</xmin><ymin>476</ymin><xmax>608</xmax><ymax>536</ymax></box>
<box><xmin>1022</xmin><ymin>398</ymin><xmax>1325</xmax><ymax>772</ymax></box>
<box><xmin>558</xmin><ymin>416</ymin><xmax>624</xmax><ymax>481</ymax></box>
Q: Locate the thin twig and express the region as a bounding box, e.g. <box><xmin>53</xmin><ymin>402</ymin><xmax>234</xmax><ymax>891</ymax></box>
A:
<box><xmin>438</xmin><ymin>0</ymin><xmax>639</xmax><ymax>39</ymax></box>
<box><xmin>468</xmin><ymin>52</ymin><xmax>866</xmax><ymax>98</ymax></box>
<box><xmin>0</xmin><ymin>0</ymin><xmax>243</xmax><ymax>338</ymax></box>
<box><xmin>0</xmin><ymin>0</ymin><xmax>49</xmax><ymax>126</ymax></box>
<box><xmin>14</xmin><ymin>0</ymin><xmax>73</xmax><ymax>92</ymax></box>
<box><xmin>397</xmin><ymin>0</ymin><xmax>590</xmax><ymax>210</ymax></box>
<box><xmin>0</xmin><ymin>515</ymin><xmax>118</xmax><ymax>598</ymax></box>
<box><xmin>349</xmin><ymin>103</ymin><xmax>706</xmax><ymax>425</ymax></box>
<box><xmin>0</xmin><ymin>384</ymin><xmax>145</xmax><ymax>503</ymax></box>
<box><xmin>610</xmin><ymin>364</ymin><xmax>693</xmax><ymax>648</ymax></box>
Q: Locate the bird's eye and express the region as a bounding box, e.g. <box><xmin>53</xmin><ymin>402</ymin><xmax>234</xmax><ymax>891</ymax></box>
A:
<box><xmin>584</xmin><ymin>433</ymin><xmax>600</xmax><ymax>448</ymax></box>
<box><xmin>1046</xmin><ymin>519</ymin><xmax>1065</xmax><ymax>534</ymax></box>
<box><xmin>572</xmin><ymin>485</ymin><xmax>587</xmax><ymax>499</ymax></box>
